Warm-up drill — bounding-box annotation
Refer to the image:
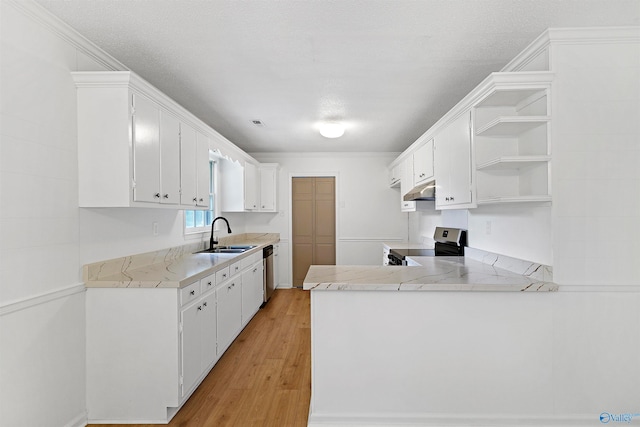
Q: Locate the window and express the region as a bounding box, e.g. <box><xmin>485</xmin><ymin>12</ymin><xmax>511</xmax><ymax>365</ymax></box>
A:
<box><xmin>185</xmin><ymin>160</ymin><xmax>217</xmax><ymax>234</ymax></box>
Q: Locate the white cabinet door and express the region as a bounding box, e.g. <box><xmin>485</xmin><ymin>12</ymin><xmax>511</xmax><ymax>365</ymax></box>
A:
<box><xmin>413</xmin><ymin>139</ymin><xmax>434</xmax><ymax>186</ymax></box>
<box><xmin>200</xmin><ymin>292</ymin><xmax>217</xmax><ymax>370</ymax></box>
<box><xmin>132</xmin><ymin>93</ymin><xmax>161</xmax><ymax>203</ymax></box>
<box><xmin>180</xmin><ymin>300</ymin><xmax>201</xmax><ymax>397</ymax></box>
<box><xmin>244</xmin><ymin>162</ymin><xmax>259</xmax><ymax>210</ymax></box>
<box><xmin>273</xmin><ymin>244</ymin><xmax>280</xmax><ymax>288</ymax></box>
<box><xmin>435</xmin><ymin>110</ymin><xmax>474</xmax><ymax>209</ymax></box>
<box><xmin>180</xmin><ymin>123</ymin><xmax>198</xmax><ymax>206</ymax></box>
<box><xmin>159</xmin><ymin>111</ymin><xmax>180</xmax><ymax>205</ymax></box>
<box><xmin>389</xmin><ymin>164</ymin><xmax>401</xmax><ymax>187</ymax></box>
<box><xmin>259</xmin><ymin>166</ymin><xmax>277</xmax><ymax>211</ymax></box>
<box><xmin>241</xmin><ymin>262</ymin><xmax>263</xmax><ymax>325</ymax></box>
<box><xmin>400</xmin><ymin>157</ymin><xmax>416</xmax><ymax>212</ymax></box>
<box><xmin>196</xmin><ymin>133</ymin><xmax>210</xmax><ymax>207</ymax></box>
<box><xmin>216</xmin><ymin>278</ymin><xmax>242</xmax><ymax>354</ymax></box>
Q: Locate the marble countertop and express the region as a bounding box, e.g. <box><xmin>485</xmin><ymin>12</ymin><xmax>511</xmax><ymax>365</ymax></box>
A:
<box><xmin>303</xmin><ymin>256</ymin><xmax>558</xmax><ymax>292</ymax></box>
<box><xmin>84</xmin><ymin>233</ymin><xmax>279</xmax><ymax>289</ymax></box>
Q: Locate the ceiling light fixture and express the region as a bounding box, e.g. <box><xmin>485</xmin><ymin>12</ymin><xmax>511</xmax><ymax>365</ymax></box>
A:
<box><xmin>318</xmin><ymin>122</ymin><xmax>345</xmax><ymax>139</ymax></box>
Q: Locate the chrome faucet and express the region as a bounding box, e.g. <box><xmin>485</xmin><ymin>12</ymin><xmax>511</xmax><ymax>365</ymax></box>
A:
<box><xmin>210</xmin><ymin>216</ymin><xmax>232</xmax><ymax>250</ymax></box>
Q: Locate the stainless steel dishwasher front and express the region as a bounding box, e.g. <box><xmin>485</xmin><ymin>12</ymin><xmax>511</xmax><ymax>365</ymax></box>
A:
<box><xmin>262</xmin><ymin>245</ymin><xmax>274</xmax><ymax>304</ymax></box>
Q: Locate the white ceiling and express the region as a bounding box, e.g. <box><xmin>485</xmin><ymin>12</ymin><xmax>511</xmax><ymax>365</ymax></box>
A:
<box><xmin>36</xmin><ymin>0</ymin><xmax>640</xmax><ymax>154</ymax></box>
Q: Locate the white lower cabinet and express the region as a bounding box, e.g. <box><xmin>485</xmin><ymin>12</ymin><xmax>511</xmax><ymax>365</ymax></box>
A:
<box><xmin>180</xmin><ymin>285</ymin><xmax>217</xmax><ymax>397</ymax></box>
<box><xmin>242</xmin><ymin>260</ymin><xmax>264</xmax><ymax>325</ymax></box>
<box><xmin>86</xmin><ymin>250</ymin><xmax>266</xmax><ymax>423</ymax></box>
<box><xmin>216</xmin><ymin>275</ymin><xmax>242</xmax><ymax>355</ymax></box>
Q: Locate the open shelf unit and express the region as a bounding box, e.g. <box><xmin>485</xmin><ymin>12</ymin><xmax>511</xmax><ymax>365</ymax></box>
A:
<box><xmin>475</xmin><ymin>116</ymin><xmax>550</xmax><ymax>137</ymax></box>
<box><xmin>476</xmin><ymin>155</ymin><xmax>551</xmax><ymax>171</ymax></box>
<box><xmin>472</xmin><ymin>72</ymin><xmax>554</xmax><ymax>205</ymax></box>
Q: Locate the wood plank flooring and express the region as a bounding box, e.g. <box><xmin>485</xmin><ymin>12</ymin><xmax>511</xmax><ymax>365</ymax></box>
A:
<box><xmin>90</xmin><ymin>288</ymin><xmax>311</xmax><ymax>427</ymax></box>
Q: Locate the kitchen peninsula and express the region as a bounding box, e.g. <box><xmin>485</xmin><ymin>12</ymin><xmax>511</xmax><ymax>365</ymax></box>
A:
<box><xmin>303</xmin><ymin>255</ymin><xmax>569</xmax><ymax>426</ymax></box>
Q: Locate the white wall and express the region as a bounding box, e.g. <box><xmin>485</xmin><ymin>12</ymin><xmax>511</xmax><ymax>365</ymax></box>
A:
<box><xmin>250</xmin><ymin>153</ymin><xmax>407</xmax><ymax>285</ymax></box>
<box><xmin>0</xmin><ymin>3</ymin><xmax>228</xmax><ymax>425</ymax></box>
<box><xmin>0</xmin><ymin>2</ymin><xmax>95</xmax><ymax>425</ymax></box>
<box><xmin>551</xmin><ymin>39</ymin><xmax>640</xmax><ymax>286</ymax></box>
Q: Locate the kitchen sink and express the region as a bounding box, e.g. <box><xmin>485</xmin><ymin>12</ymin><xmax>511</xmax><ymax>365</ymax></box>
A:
<box><xmin>194</xmin><ymin>245</ymin><xmax>257</xmax><ymax>254</ymax></box>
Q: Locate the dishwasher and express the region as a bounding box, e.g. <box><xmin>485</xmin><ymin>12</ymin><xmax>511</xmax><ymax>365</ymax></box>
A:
<box><xmin>262</xmin><ymin>245</ymin><xmax>274</xmax><ymax>305</ymax></box>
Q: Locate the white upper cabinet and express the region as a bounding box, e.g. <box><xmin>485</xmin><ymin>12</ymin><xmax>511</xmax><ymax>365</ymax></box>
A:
<box><xmin>180</xmin><ymin>124</ymin><xmax>210</xmax><ymax>208</ymax></box>
<box><xmin>388</xmin><ymin>164</ymin><xmax>401</xmax><ymax>188</ymax></box>
<box><xmin>400</xmin><ymin>157</ymin><xmax>416</xmax><ymax>212</ymax></box>
<box><xmin>73</xmin><ymin>71</ymin><xmax>209</xmax><ymax>209</ymax></box>
<box><xmin>259</xmin><ymin>164</ymin><xmax>279</xmax><ymax>212</ymax></box>
<box><xmin>473</xmin><ymin>72</ymin><xmax>553</xmax><ymax>204</ymax></box>
<box><xmin>131</xmin><ymin>93</ymin><xmax>161</xmax><ymax>203</ymax></box>
<box><xmin>179</xmin><ymin>124</ymin><xmax>197</xmax><ymax>206</ymax></box>
<box><xmin>434</xmin><ymin>110</ymin><xmax>475</xmax><ymax>209</ymax></box>
<box><xmin>159</xmin><ymin>112</ymin><xmax>181</xmax><ymax>205</ymax></box>
<box><xmin>220</xmin><ymin>159</ymin><xmax>244</xmax><ymax>212</ymax></box>
<box><xmin>413</xmin><ymin>139</ymin><xmax>434</xmax><ymax>186</ymax></box>
<box><xmin>243</xmin><ymin>162</ymin><xmax>259</xmax><ymax>210</ymax></box>
<box><xmin>220</xmin><ymin>160</ymin><xmax>279</xmax><ymax>213</ymax></box>
<box><xmin>196</xmin><ymin>132</ymin><xmax>211</xmax><ymax>208</ymax></box>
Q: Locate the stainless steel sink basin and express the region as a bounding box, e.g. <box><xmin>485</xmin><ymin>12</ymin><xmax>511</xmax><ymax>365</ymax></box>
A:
<box><xmin>194</xmin><ymin>245</ymin><xmax>257</xmax><ymax>254</ymax></box>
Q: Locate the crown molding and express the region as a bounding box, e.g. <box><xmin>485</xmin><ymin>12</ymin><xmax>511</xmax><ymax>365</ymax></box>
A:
<box><xmin>6</xmin><ymin>0</ymin><xmax>127</xmax><ymax>72</ymax></box>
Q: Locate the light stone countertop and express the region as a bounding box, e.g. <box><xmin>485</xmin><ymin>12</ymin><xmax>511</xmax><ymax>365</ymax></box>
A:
<box><xmin>84</xmin><ymin>233</ymin><xmax>279</xmax><ymax>289</ymax></box>
<box><xmin>303</xmin><ymin>256</ymin><xmax>558</xmax><ymax>292</ymax></box>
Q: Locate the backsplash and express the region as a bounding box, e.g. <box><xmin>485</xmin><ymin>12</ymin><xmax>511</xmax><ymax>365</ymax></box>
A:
<box><xmin>465</xmin><ymin>247</ymin><xmax>553</xmax><ymax>283</ymax></box>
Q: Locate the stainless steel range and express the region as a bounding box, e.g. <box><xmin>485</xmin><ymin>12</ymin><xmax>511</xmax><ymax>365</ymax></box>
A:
<box><xmin>388</xmin><ymin>227</ymin><xmax>467</xmax><ymax>266</ymax></box>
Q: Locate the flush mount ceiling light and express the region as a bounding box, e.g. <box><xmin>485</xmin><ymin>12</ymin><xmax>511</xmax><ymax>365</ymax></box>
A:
<box><xmin>318</xmin><ymin>121</ymin><xmax>345</xmax><ymax>139</ymax></box>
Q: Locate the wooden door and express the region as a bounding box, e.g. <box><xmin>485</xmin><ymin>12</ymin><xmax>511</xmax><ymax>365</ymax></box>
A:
<box><xmin>292</xmin><ymin>177</ymin><xmax>336</xmax><ymax>287</ymax></box>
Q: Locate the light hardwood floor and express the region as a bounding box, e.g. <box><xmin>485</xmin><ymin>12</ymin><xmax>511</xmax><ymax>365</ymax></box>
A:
<box><xmin>90</xmin><ymin>288</ymin><xmax>311</xmax><ymax>427</ymax></box>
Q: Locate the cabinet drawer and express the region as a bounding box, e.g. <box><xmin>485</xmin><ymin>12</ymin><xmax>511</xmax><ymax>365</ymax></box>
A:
<box><xmin>200</xmin><ymin>272</ymin><xmax>216</xmax><ymax>294</ymax></box>
<box><xmin>240</xmin><ymin>252</ymin><xmax>261</xmax><ymax>270</ymax></box>
<box><xmin>216</xmin><ymin>266</ymin><xmax>230</xmax><ymax>283</ymax></box>
<box><xmin>180</xmin><ymin>281</ymin><xmax>200</xmax><ymax>306</ymax></box>
<box><xmin>230</xmin><ymin>260</ymin><xmax>242</xmax><ymax>277</ymax></box>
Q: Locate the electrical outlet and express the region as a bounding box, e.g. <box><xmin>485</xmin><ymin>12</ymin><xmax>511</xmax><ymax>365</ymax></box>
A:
<box><xmin>485</xmin><ymin>221</ymin><xmax>492</xmax><ymax>235</ymax></box>
<box><xmin>152</xmin><ymin>222</ymin><xmax>159</xmax><ymax>236</ymax></box>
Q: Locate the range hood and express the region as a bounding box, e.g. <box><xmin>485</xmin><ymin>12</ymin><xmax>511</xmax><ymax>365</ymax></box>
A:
<box><xmin>403</xmin><ymin>180</ymin><xmax>436</xmax><ymax>201</ymax></box>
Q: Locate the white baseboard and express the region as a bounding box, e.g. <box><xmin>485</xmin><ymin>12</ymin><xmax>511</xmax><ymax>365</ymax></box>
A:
<box><xmin>65</xmin><ymin>412</ymin><xmax>87</xmax><ymax>427</ymax></box>
<box><xmin>276</xmin><ymin>283</ymin><xmax>293</xmax><ymax>289</ymax></box>
<box><xmin>308</xmin><ymin>412</ymin><xmax>598</xmax><ymax>427</ymax></box>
